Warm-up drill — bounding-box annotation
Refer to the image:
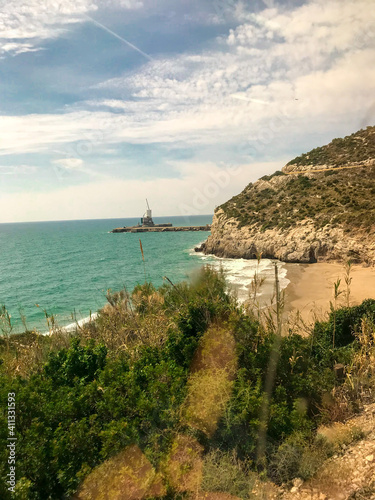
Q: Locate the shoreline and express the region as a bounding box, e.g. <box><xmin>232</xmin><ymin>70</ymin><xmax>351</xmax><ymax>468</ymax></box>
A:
<box><xmin>43</xmin><ymin>312</ymin><xmax>99</xmax><ymax>336</ymax></box>
<box><xmin>10</xmin><ymin>259</ymin><xmax>375</xmax><ymax>338</ymax></box>
<box><xmin>284</xmin><ymin>262</ymin><xmax>375</xmax><ymax>324</ymax></box>
<box><xmin>194</xmin><ymin>252</ymin><xmax>290</xmax><ymax>305</ymax></box>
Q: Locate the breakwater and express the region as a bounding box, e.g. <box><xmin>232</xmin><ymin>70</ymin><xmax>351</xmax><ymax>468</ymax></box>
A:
<box><xmin>111</xmin><ymin>225</ymin><xmax>211</xmax><ymax>233</ymax></box>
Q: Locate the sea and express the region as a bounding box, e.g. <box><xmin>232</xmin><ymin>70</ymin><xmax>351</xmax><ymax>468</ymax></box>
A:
<box><xmin>0</xmin><ymin>215</ymin><xmax>289</xmax><ymax>334</ymax></box>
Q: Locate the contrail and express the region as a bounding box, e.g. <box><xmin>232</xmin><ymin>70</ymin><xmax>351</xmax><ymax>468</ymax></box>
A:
<box><xmin>231</xmin><ymin>93</ymin><xmax>271</xmax><ymax>105</ymax></box>
<box><xmin>84</xmin><ymin>15</ymin><xmax>153</xmax><ymax>61</ymax></box>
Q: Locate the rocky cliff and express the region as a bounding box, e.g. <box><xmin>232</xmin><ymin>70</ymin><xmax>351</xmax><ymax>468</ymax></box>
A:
<box><xmin>199</xmin><ymin>127</ymin><xmax>375</xmax><ymax>265</ymax></box>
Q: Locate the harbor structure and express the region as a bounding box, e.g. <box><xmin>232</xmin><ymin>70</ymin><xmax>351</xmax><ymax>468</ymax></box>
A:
<box><xmin>140</xmin><ymin>199</ymin><xmax>157</xmax><ymax>227</ymax></box>
<box><xmin>111</xmin><ymin>200</ymin><xmax>211</xmax><ymax>233</ymax></box>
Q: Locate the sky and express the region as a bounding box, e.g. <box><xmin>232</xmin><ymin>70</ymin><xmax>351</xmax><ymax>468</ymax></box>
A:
<box><xmin>0</xmin><ymin>0</ymin><xmax>374</xmax><ymax>222</ymax></box>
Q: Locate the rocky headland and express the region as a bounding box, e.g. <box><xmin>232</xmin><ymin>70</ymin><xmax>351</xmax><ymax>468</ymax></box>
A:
<box><xmin>198</xmin><ymin>126</ymin><xmax>375</xmax><ymax>265</ymax></box>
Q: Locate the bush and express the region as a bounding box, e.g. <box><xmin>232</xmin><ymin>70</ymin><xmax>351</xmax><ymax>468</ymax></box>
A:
<box><xmin>311</xmin><ymin>300</ymin><xmax>375</xmax><ymax>358</ymax></box>
<box><xmin>269</xmin><ymin>430</ymin><xmax>333</xmax><ymax>484</ymax></box>
<box><xmin>202</xmin><ymin>449</ymin><xmax>256</xmax><ymax>499</ymax></box>
<box><xmin>0</xmin><ymin>270</ymin><xmax>373</xmax><ymax>498</ymax></box>
<box><xmin>44</xmin><ymin>338</ymin><xmax>107</xmax><ymax>386</ymax></box>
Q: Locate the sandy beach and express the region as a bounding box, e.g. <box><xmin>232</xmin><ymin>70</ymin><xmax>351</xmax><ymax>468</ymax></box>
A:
<box><xmin>284</xmin><ymin>262</ymin><xmax>375</xmax><ymax>325</ymax></box>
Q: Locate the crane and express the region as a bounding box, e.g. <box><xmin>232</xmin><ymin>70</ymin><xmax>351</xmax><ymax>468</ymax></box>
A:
<box><xmin>141</xmin><ymin>199</ymin><xmax>154</xmax><ymax>226</ymax></box>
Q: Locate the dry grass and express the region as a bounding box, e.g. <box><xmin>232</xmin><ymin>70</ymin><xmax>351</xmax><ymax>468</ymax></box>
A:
<box><xmin>0</xmin><ymin>328</ymin><xmax>73</xmax><ymax>378</ymax></box>
<box><xmin>164</xmin><ymin>434</ymin><xmax>204</xmax><ymax>494</ymax></box>
<box><xmin>79</xmin><ymin>288</ymin><xmax>175</xmax><ymax>357</ymax></box>
<box><xmin>301</xmin><ymin>459</ymin><xmax>354</xmax><ymax>499</ymax></box>
<box><xmin>183</xmin><ymin>369</ymin><xmax>235</xmax><ymax>436</ymax></box>
<box><xmin>0</xmin><ymin>286</ymin><xmax>174</xmax><ymax>377</ymax></box>
<box><xmin>76</xmin><ymin>444</ymin><xmax>165</xmax><ymax>500</ymax></box>
<box><xmin>0</xmin><ymin>285</ymin><xmax>178</xmax><ymax>378</ymax></box>
<box><xmin>346</xmin><ymin>318</ymin><xmax>375</xmax><ymax>403</ymax></box>
<box><xmin>196</xmin><ymin>492</ymin><xmax>242</xmax><ymax>499</ymax></box>
<box><xmin>306</xmin><ymin>455</ymin><xmax>365</xmax><ymax>499</ymax></box>
<box><xmin>323</xmin><ymin>317</ymin><xmax>375</xmax><ymax>422</ymax></box>
<box><xmin>201</xmin><ymin>449</ymin><xmax>256</xmax><ymax>499</ymax></box>
<box><xmin>182</xmin><ymin>326</ymin><xmax>237</xmax><ymax>437</ymax></box>
<box><xmin>316</xmin><ymin>422</ymin><xmax>364</xmax><ymax>451</ymax></box>
<box><xmin>190</xmin><ymin>326</ymin><xmax>237</xmax><ymax>374</ymax></box>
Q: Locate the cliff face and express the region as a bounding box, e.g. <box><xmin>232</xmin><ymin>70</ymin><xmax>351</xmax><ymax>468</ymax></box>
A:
<box><xmin>200</xmin><ymin>207</ymin><xmax>375</xmax><ymax>264</ymax></box>
<box><xmin>200</xmin><ymin>127</ymin><xmax>375</xmax><ymax>265</ymax></box>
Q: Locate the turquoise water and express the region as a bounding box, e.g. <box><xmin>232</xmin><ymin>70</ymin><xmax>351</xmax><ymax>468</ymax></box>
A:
<box><xmin>0</xmin><ymin>216</ymin><xmax>213</xmax><ymax>333</ymax></box>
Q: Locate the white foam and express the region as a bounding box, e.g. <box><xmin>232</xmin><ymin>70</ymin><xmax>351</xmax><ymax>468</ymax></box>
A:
<box><xmin>192</xmin><ymin>252</ymin><xmax>290</xmax><ymax>304</ymax></box>
<box><xmin>44</xmin><ymin>254</ymin><xmax>290</xmax><ymax>336</ymax></box>
<box><xmin>43</xmin><ymin>312</ymin><xmax>98</xmax><ymax>336</ymax></box>
<box><xmin>63</xmin><ymin>313</ymin><xmax>99</xmax><ymax>333</ymax></box>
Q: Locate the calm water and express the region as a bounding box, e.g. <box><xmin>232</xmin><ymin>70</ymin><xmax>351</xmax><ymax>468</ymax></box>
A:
<box><xmin>0</xmin><ymin>215</ymin><xmax>290</xmax><ymax>334</ymax></box>
<box><xmin>0</xmin><ymin>216</ymin><xmax>213</xmax><ymax>333</ymax></box>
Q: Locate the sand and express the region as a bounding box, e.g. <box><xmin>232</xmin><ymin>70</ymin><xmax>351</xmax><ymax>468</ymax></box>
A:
<box><xmin>284</xmin><ymin>262</ymin><xmax>375</xmax><ymax>325</ymax></box>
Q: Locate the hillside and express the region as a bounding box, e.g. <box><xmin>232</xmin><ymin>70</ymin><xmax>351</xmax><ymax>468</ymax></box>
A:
<box><xmin>284</xmin><ymin>125</ymin><xmax>375</xmax><ymax>172</ymax></box>
<box><xmin>199</xmin><ymin>126</ymin><xmax>375</xmax><ymax>265</ymax></box>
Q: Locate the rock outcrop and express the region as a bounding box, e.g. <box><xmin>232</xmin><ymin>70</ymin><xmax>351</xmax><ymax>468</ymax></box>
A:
<box><xmin>283</xmin><ymin>157</ymin><xmax>375</xmax><ymax>174</ymax></box>
<box><xmin>199</xmin><ymin>208</ymin><xmax>375</xmax><ymax>265</ymax></box>
<box><xmin>199</xmin><ymin>127</ymin><xmax>375</xmax><ymax>265</ymax></box>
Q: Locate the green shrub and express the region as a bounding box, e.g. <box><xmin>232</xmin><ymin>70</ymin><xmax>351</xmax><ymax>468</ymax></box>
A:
<box><xmin>268</xmin><ymin>432</ymin><xmax>305</xmax><ymax>484</ymax></box>
<box><xmin>0</xmin><ymin>270</ymin><xmax>373</xmax><ymax>499</ymax></box>
<box><xmin>44</xmin><ymin>338</ymin><xmax>107</xmax><ymax>386</ymax></box>
<box><xmin>312</xmin><ymin>299</ymin><xmax>375</xmax><ymax>356</ymax></box>
<box><xmin>202</xmin><ymin>449</ymin><xmax>256</xmax><ymax>499</ymax></box>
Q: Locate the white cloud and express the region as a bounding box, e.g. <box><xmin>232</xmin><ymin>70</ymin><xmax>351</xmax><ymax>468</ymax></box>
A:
<box><xmin>51</xmin><ymin>157</ymin><xmax>111</xmax><ymax>181</ymax></box>
<box><xmin>89</xmin><ymin>0</ymin><xmax>375</xmax><ymax>150</ymax></box>
<box><xmin>0</xmin><ymin>0</ymin><xmax>143</xmax><ymax>56</ymax></box>
<box><xmin>1</xmin><ymin>0</ymin><xmax>375</xmax><ymax>224</ymax></box>
<box><xmin>0</xmin><ymin>161</ymin><xmax>280</xmax><ymax>222</ymax></box>
<box><xmin>53</xmin><ymin>158</ymin><xmax>84</xmax><ymax>170</ymax></box>
<box><xmin>0</xmin><ymin>42</ymin><xmax>42</xmax><ymax>56</ymax></box>
<box><xmin>0</xmin><ymin>165</ymin><xmax>38</xmax><ymax>175</ymax></box>
<box><xmin>1</xmin><ymin>29</ymin><xmax>374</xmax><ymax>159</ymax></box>
<box><xmin>102</xmin><ymin>0</ymin><xmax>143</xmax><ymax>7</ymax></box>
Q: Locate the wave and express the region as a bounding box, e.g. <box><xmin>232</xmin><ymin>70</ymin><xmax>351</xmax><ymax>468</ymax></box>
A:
<box><xmin>190</xmin><ymin>251</ymin><xmax>290</xmax><ymax>303</ymax></box>
<box><xmin>44</xmin><ymin>252</ymin><xmax>289</xmax><ymax>335</ymax></box>
<box><xmin>43</xmin><ymin>312</ymin><xmax>99</xmax><ymax>336</ymax></box>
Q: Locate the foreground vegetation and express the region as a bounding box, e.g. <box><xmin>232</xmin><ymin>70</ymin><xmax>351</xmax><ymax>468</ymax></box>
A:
<box><xmin>1</xmin><ymin>268</ymin><xmax>375</xmax><ymax>499</ymax></box>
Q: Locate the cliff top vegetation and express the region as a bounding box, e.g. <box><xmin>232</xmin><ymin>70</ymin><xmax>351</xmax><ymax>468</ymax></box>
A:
<box><xmin>220</xmin><ymin>126</ymin><xmax>375</xmax><ymax>233</ymax></box>
<box><xmin>285</xmin><ymin>125</ymin><xmax>375</xmax><ymax>169</ymax></box>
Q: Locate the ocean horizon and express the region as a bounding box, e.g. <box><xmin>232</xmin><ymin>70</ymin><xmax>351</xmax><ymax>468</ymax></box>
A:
<box><xmin>0</xmin><ymin>215</ymin><xmax>289</xmax><ymax>334</ymax></box>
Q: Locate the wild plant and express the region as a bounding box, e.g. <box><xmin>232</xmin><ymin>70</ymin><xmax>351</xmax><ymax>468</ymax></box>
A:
<box><xmin>330</xmin><ymin>278</ymin><xmax>343</xmax><ymax>349</ymax></box>
<box><xmin>344</xmin><ymin>260</ymin><xmax>353</xmax><ymax>307</ymax></box>
<box><xmin>345</xmin><ymin>317</ymin><xmax>375</xmax><ymax>404</ymax></box>
<box><xmin>0</xmin><ymin>304</ymin><xmax>13</xmax><ymax>350</ymax></box>
<box><xmin>201</xmin><ymin>449</ymin><xmax>256</xmax><ymax>498</ymax></box>
<box><xmin>256</xmin><ymin>262</ymin><xmax>285</xmax><ymax>470</ymax></box>
<box><xmin>250</xmin><ymin>252</ymin><xmax>265</xmax><ymax>300</ymax></box>
<box><xmin>245</xmin><ymin>252</ymin><xmax>267</xmax><ymax>332</ymax></box>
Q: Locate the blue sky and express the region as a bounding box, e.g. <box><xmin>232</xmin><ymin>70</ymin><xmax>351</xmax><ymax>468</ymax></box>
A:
<box><xmin>0</xmin><ymin>0</ymin><xmax>374</xmax><ymax>222</ymax></box>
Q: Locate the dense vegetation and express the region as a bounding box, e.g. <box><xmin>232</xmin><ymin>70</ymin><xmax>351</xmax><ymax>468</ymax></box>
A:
<box><xmin>220</xmin><ymin>126</ymin><xmax>375</xmax><ymax>232</ymax></box>
<box><xmin>220</xmin><ymin>164</ymin><xmax>375</xmax><ymax>232</ymax></box>
<box><xmin>1</xmin><ymin>268</ymin><xmax>375</xmax><ymax>499</ymax></box>
<box><xmin>286</xmin><ymin>126</ymin><xmax>375</xmax><ymax>168</ymax></box>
